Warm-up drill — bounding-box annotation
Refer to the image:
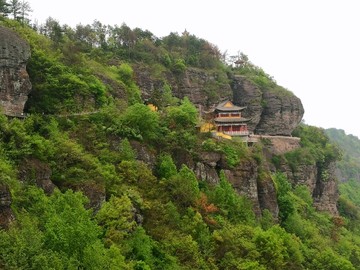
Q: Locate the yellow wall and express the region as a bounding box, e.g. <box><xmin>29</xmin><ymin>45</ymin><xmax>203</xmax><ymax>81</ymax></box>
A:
<box><xmin>216</xmin><ymin>132</ymin><xmax>232</xmax><ymax>140</ymax></box>
<box><xmin>200</xmin><ymin>123</ymin><xmax>215</xmax><ymax>133</ymax></box>
<box><xmin>147</xmin><ymin>104</ymin><xmax>158</xmax><ymax>112</ymax></box>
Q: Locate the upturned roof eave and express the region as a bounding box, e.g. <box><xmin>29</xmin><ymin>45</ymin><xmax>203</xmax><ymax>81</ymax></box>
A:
<box><xmin>215</xmin><ymin>100</ymin><xmax>246</xmax><ymax>111</ymax></box>
<box><xmin>215</xmin><ymin>117</ymin><xmax>251</xmax><ymax>123</ymax></box>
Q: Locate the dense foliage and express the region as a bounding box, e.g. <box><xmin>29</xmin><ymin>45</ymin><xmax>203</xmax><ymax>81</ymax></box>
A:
<box><xmin>326</xmin><ymin>128</ymin><xmax>360</xmax><ymax>182</ymax></box>
<box><xmin>324</xmin><ymin>128</ymin><xmax>360</xmax><ymax>238</ymax></box>
<box><xmin>1</xmin><ymin>16</ymin><xmax>360</xmax><ymax>269</ymax></box>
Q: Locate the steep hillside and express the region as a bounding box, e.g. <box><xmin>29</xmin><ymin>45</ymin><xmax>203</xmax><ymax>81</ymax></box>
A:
<box><xmin>1</xmin><ymin>18</ymin><xmax>360</xmax><ymax>269</ymax></box>
<box><xmin>325</xmin><ymin>128</ymin><xmax>360</xmax><ymax>230</ymax></box>
<box><xmin>326</xmin><ymin>128</ymin><xmax>360</xmax><ymax>182</ymax></box>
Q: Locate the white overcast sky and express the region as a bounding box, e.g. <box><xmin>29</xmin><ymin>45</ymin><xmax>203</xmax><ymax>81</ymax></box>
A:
<box><xmin>27</xmin><ymin>0</ymin><xmax>360</xmax><ymax>138</ymax></box>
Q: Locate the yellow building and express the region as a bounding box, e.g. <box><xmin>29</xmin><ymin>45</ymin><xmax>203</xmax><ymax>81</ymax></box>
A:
<box><xmin>214</xmin><ymin>100</ymin><xmax>250</xmax><ymax>137</ymax></box>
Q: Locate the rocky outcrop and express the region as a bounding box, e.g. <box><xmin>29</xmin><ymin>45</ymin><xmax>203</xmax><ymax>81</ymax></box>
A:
<box><xmin>135</xmin><ymin>68</ymin><xmax>303</xmax><ymax>136</ymax></box>
<box><xmin>0</xmin><ymin>26</ymin><xmax>32</xmax><ymax>116</ymax></box>
<box><xmin>0</xmin><ymin>184</ymin><xmax>14</xmax><ymax>229</ymax></box>
<box><xmin>283</xmin><ymin>163</ymin><xmax>318</xmax><ymax>192</ymax></box>
<box><xmin>58</xmin><ymin>180</ymin><xmax>105</xmax><ymax>212</ymax></box>
<box><xmin>257</xmin><ymin>175</ymin><xmax>279</xmax><ymax>219</ymax></box>
<box><xmin>281</xmin><ymin>161</ymin><xmax>339</xmax><ymax>215</ymax></box>
<box><xmin>222</xmin><ymin>159</ymin><xmax>262</xmax><ymax>216</ymax></box>
<box><xmin>172</xmin><ymin>68</ymin><xmax>232</xmax><ymax>107</ymax></box>
<box><xmin>313</xmin><ymin>162</ymin><xmax>339</xmax><ymax>215</ymax></box>
<box><xmin>17</xmin><ymin>158</ymin><xmax>105</xmax><ymax>212</ymax></box>
<box><xmin>165</xmin><ymin>147</ymin><xmax>279</xmax><ymax>218</ymax></box>
<box><xmin>223</xmin><ymin>159</ymin><xmax>279</xmax><ymax>218</ymax></box>
<box><xmin>194</xmin><ymin>152</ymin><xmax>222</xmax><ymax>185</ymax></box>
<box><xmin>232</xmin><ymin>75</ymin><xmax>263</xmax><ymax>131</ymax></box>
<box><xmin>232</xmin><ymin>75</ymin><xmax>304</xmax><ymax>136</ymax></box>
<box><xmin>261</xmin><ymin>135</ymin><xmax>339</xmax><ymax>215</ymax></box>
<box><xmin>195</xmin><ymin>162</ymin><xmax>220</xmax><ymax>184</ymax></box>
<box><xmin>18</xmin><ymin>158</ymin><xmax>56</xmax><ymax>195</ymax></box>
<box><xmin>135</xmin><ymin>67</ymin><xmax>232</xmax><ymax>108</ymax></box>
<box><xmin>256</xmin><ymin>90</ymin><xmax>304</xmax><ymax>135</ymax></box>
<box><xmin>130</xmin><ymin>140</ymin><xmax>157</xmax><ymax>170</ymax></box>
<box><xmin>133</xmin><ymin>66</ymin><xmax>165</xmax><ymax>102</ymax></box>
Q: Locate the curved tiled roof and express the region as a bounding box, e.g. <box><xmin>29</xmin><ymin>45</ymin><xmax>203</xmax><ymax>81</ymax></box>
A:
<box><xmin>215</xmin><ymin>100</ymin><xmax>246</xmax><ymax>112</ymax></box>
<box><xmin>215</xmin><ymin>117</ymin><xmax>250</xmax><ymax>123</ymax></box>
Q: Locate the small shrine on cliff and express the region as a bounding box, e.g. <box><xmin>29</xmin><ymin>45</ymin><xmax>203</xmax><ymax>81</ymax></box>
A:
<box><xmin>214</xmin><ymin>100</ymin><xmax>250</xmax><ymax>137</ymax></box>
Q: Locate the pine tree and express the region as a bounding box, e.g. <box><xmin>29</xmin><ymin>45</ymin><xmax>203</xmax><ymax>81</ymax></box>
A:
<box><xmin>0</xmin><ymin>0</ymin><xmax>10</xmax><ymax>16</ymax></box>
<box><xmin>8</xmin><ymin>0</ymin><xmax>20</xmax><ymax>19</ymax></box>
<box><xmin>8</xmin><ymin>0</ymin><xmax>32</xmax><ymax>24</ymax></box>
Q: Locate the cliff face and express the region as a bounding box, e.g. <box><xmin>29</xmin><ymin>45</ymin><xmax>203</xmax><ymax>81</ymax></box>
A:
<box><xmin>18</xmin><ymin>158</ymin><xmax>56</xmax><ymax>195</ymax></box>
<box><xmin>232</xmin><ymin>76</ymin><xmax>304</xmax><ymax>136</ymax></box>
<box><xmin>0</xmin><ymin>184</ymin><xmax>14</xmax><ymax>229</ymax></box>
<box><xmin>194</xmin><ymin>152</ymin><xmax>279</xmax><ymax>218</ymax></box>
<box><xmin>281</xmin><ymin>161</ymin><xmax>339</xmax><ymax>215</ymax></box>
<box><xmin>135</xmin><ymin>67</ymin><xmax>232</xmax><ymax>107</ymax></box>
<box><xmin>136</xmin><ymin>69</ymin><xmax>304</xmax><ymax>136</ymax></box>
<box><xmin>133</xmin><ymin>66</ymin><xmax>339</xmax><ymax>217</ymax></box>
<box><xmin>231</xmin><ymin>75</ymin><xmax>263</xmax><ymax>131</ymax></box>
<box><xmin>164</xmin><ymin>139</ymin><xmax>338</xmax><ymax>217</ymax></box>
<box><xmin>0</xmin><ymin>26</ymin><xmax>31</xmax><ymax>116</ymax></box>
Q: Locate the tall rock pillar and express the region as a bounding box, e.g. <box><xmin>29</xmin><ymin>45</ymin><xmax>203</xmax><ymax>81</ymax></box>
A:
<box><xmin>0</xmin><ymin>26</ymin><xmax>32</xmax><ymax>116</ymax></box>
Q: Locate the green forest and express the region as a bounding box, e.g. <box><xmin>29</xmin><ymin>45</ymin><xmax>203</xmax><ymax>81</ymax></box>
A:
<box><xmin>2</xmin><ymin>11</ymin><xmax>360</xmax><ymax>269</ymax></box>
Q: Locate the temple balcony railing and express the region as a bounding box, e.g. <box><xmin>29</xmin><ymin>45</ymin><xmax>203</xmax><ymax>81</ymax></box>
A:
<box><xmin>223</xmin><ymin>131</ymin><xmax>249</xmax><ymax>136</ymax></box>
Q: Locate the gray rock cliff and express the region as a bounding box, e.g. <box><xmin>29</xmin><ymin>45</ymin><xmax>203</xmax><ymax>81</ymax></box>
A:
<box><xmin>169</xmin><ymin>148</ymin><xmax>279</xmax><ymax>219</ymax></box>
<box><xmin>135</xmin><ymin>67</ymin><xmax>232</xmax><ymax>108</ymax></box>
<box><xmin>136</xmin><ymin>68</ymin><xmax>304</xmax><ymax>136</ymax></box>
<box><xmin>0</xmin><ymin>26</ymin><xmax>32</xmax><ymax>116</ymax></box>
<box><xmin>232</xmin><ymin>75</ymin><xmax>304</xmax><ymax>136</ymax></box>
<box><xmin>280</xmin><ymin>160</ymin><xmax>339</xmax><ymax>215</ymax></box>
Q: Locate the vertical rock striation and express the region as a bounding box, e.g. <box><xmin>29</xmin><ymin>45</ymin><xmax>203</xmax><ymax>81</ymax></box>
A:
<box><xmin>135</xmin><ymin>67</ymin><xmax>232</xmax><ymax>108</ymax></box>
<box><xmin>312</xmin><ymin>162</ymin><xmax>339</xmax><ymax>215</ymax></box>
<box><xmin>231</xmin><ymin>75</ymin><xmax>263</xmax><ymax>132</ymax></box>
<box><xmin>281</xmin><ymin>161</ymin><xmax>339</xmax><ymax>215</ymax></box>
<box><xmin>0</xmin><ymin>26</ymin><xmax>32</xmax><ymax>116</ymax></box>
<box><xmin>255</xmin><ymin>90</ymin><xmax>304</xmax><ymax>135</ymax></box>
<box><xmin>232</xmin><ymin>75</ymin><xmax>304</xmax><ymax>136</ymax></box>
<box><xmin>135</xmin><ymin>67</ymin><xmax>304</xmax><ymax>136</ymax></box>
<box><xmin>0</xmin><ymin>184</ymin><xmax>14</xmax><ymax>229</ymax></box>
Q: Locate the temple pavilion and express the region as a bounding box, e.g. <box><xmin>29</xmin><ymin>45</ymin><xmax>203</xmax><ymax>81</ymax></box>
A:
<box><xmin>214</xmin><ymin>100</ymin><xmax>250</xmax><ymax>136</ymax></box>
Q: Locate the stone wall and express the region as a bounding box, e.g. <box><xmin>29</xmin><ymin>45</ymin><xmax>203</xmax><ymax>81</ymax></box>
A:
<box><xmin>251</xmin><ymin>135</ymin><xmax>301</xmax><ymax>155</ymax></box>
